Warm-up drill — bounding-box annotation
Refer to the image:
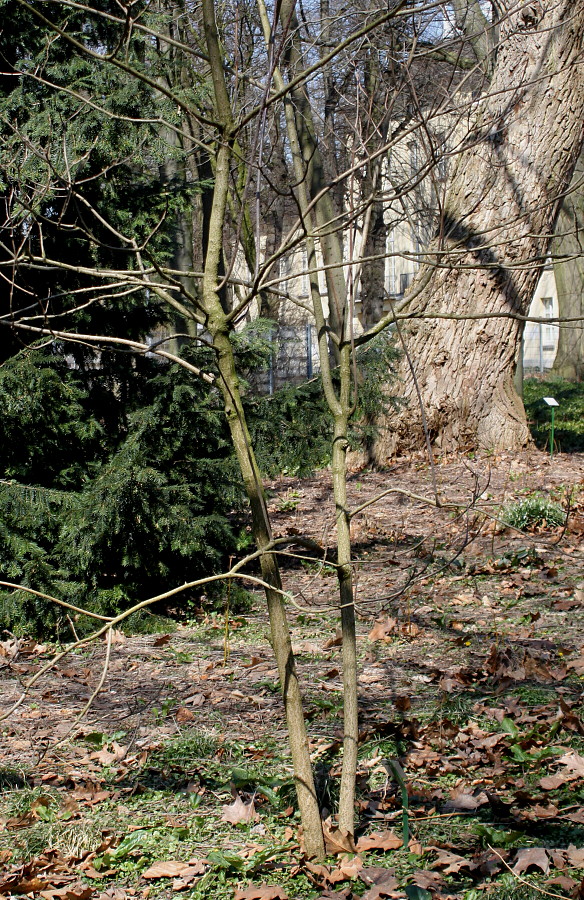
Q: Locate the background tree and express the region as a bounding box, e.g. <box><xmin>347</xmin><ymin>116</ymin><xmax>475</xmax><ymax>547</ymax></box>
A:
<box><xmin>370</xmin><ymin>0</ymin><xmax>584</xmax><ymax>459</ymax></box>
<box><xmin>552</xmin><ymin>150</ymin><xmax>584</xmax><ymax>381</ymax></box>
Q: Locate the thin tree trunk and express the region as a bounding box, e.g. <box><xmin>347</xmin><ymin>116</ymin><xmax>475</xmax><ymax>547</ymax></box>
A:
<box><xmin>331</xmin><ymin>347</ymin><xmax>358</xmax><ymax>835</ymax></box>
<box><xmin>552</xmin><ymin>150</ymin><xmax>584</xmax><ymax>381</ymax></box>
<box><xmin>372</xmin><ymin>1</ymin><xmax>584</xmax><ymax>459</ymax></box>
<box><xmin>201</xmin><ymin>0</ymin><xmax>325</xmax><ymax>859</ymax></box>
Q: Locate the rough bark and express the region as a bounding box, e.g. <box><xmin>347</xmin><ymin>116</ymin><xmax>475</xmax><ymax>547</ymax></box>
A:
<box><xmin>552</xmin><ymin>150</ymin><xmax>584</xmax><ymax>381</ymax></box>
<box><xmin>373</xmin><ymin>1</ymin><xmax>584</xmax><ymax>460</ymax></box>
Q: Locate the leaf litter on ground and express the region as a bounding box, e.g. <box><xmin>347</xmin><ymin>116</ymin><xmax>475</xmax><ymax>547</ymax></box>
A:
<box><xmin>1</xmin><ymin>451</ymin><xmax>584</xmax><ymax>899</ymax></box>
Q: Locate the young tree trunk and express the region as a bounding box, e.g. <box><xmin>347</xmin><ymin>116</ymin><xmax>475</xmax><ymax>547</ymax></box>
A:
<box><xmin>552</xmin><ymin>149</ymin><xmax>584</xmax><ymax>381</ymax></box>
<box><xmin>201</xmin><ymin>0</ymin><xmax>325</xmax><ymax>859</ymax></box>
<box><xmin>372</xmin><ymin>1</ymin><xmax>584</xmax><ymax>459</ymax></box>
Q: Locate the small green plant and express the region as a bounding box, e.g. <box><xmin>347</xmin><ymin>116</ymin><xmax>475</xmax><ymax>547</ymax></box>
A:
<box><xmin>150</xmin><ymin>697</ymin><xmax>176</xmax><ymax>723</ymax></box>
<box><xmin>501</xmin><ymin>495</ymin><xmax>565</xmax><ymax>530</ymax></box>
<box><xmin>277</xmin><ymin>490</ymin><xmax>301</xmax><ymax>512</ymax></box>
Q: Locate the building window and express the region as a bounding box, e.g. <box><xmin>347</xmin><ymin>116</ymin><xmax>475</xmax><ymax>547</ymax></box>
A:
<box><xmin>386</xmin><ymin>229</ymin><xmax>396</xmax><ymax>294</ymax></box>
<box><xmin>542</xmin><ymin>297</ymin><xmax>555</xmax><ymax>350</ymax></box>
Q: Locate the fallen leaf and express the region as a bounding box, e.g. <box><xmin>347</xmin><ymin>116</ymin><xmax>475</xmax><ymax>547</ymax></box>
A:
<box><xmin>39</xmin><ymin>886</ymin><xmax>93</xmax><ymax>900</ymax></box>
<box><xmin>359</xmin><ymin>866</ymin><xmax>397</xmax><ymax>886</ymax></box>
<box><xmin>409</xmin><ymin>870</ymin><xmax>444</xmax><ymax>891</ymax></box>
<box><xmin>359</xmin><ymin>867</ymin><xmax>399</xmax><ymax>900</ymax></box>
<box><xmin>221</xmin><ymin>795</ymin><xmax>257</xmax><ymax>825</ymax></box>
<box><xmin>337</xmin><ymin>856</ymin><xmax>363</xmax><ymax>880</ymax></box>
<box><xmin>513</xmin><ymin>848</ymin><xmax>549</xmax><ymax>875</ymax></box>
<box><xmin>304</xmin><ymin>861</ymin><xmax>332</xmax><ymax>885</ymax></box>
<box><xmin>91</xmin><ymin>743</ymin><xmax>127</xmax><ymax>766</ymax></box>
<box><xmin>567</xmin><ymin>654</ymin><xmax>584</xmax><ymax>675</ymax></box>
<box><xmin>394</xmin><ymin>696</ymin><xmax>411</xmax><ymax>712</ymax></box>
<box><xmin>142</xmin><ymin>861</ymin><xmax>205</xmax><ymax>880</ymax></box>
<box><xmin>368</xmin><ymin>618</ymin><xmax>397</xmax><ymax>643</ymax></box>
<box><xmin>322</xmin><ymin>818</ymin><xmax>356</xmax><ymax>855</ymax></box>
<box><xmin>153</xmin><ymin>634</ymin><xmax>172</xmax><ymax>646</ymax></box>
<box><xmin>564</xmin><ymin>808</ymin><xmax>584</xmax><ymax>824</ymax></box>
<box><xmin>313</xmin><ymin>892</ymin><xmax>352</xmax><ymax>900</ymax></box>
<box><xmin>175</xmin><ymin>707</ymin><xmax>194</xmax><ymax>723</ymax></box>
<box><xmin>323</xmin><ymin>630</ymin><xmax>343</xmax><ymax>649</ymax></box>
<box><xmin>432</xmin><ymin>851</ymin><xmax>477</xmax><ymax>874</ymax></box>
<box><xmin>557</xmin><ymin>752</ymin><xmax>584</xmax><ymax>778</ymax></box>
<box><xmin>233</xmin><ymin>886</ymin><xmax>288</xmax><ymax>900</ymax></box>
<box><xmin>540</xmin><ymin>773</ymin><xmax>572</xmax><ymax>790</ymax></box>
<box><xmin>356</xmin><ymin>831</ymin><xmax>402</xmax><ymax>852</ymax></box>
<box><xmin>521</xmin><ymin>803</ymin><xmax>559</xmax><ymax>820</ymax></box>
<box><xmin>567</xmin><ymin>844</ymin><xmax>584</xmax><ymax>868</ymax></box>
<box><xmin>443</xmin><ymin>790</ymin><xmax>487</xmax><ymax>812</ymax></box>
<box><xmin>546</xmin><ymin>876</ymin><xmax>577</xmax><ymax>891</ymax></box>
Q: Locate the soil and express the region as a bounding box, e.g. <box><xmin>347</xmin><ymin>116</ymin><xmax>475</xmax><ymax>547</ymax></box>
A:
<box><xmin>1</xmin><ymin>448</ymin><xmax>582</xmax><ymax>773</ymax></box>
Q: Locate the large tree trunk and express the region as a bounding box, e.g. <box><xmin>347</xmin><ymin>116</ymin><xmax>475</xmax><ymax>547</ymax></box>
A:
<box><xmin>373</xmin><ymin>1</ymin><xmax>584</xmax><ymax>459</ymax></box>
<box><xmin>552</xmin><ymin>149</ymin><xmax>584</xmax><ymax>381</ymax></box>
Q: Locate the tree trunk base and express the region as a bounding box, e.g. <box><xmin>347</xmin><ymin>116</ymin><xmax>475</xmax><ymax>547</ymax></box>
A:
<box><xmin>372</xmin><ymin>365</ymin><xmax>531</xmax><ymax>464</ymax></box>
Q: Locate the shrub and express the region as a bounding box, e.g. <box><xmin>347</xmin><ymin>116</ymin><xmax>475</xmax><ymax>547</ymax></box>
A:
<box><xmin>0</xmin><ymin>346</ymin><xmax>241</xmax><ymax>636</ymax></box>
<box><xmin>501</xmin><ymin>494</ymin><xmax>565</xmax><ymax>530</ymax></box>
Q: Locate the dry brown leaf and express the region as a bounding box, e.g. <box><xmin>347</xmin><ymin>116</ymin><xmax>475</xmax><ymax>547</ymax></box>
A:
<box><xmin>233</xmin><ymin>886</ymin><xmax>288</xmax><ymax>900</ymax></box>
<box><xmin>142</xmin><ymin>861</ymin><xmax>205</xmax><ymax>880</ymax></box>
<box><xmin>356</xmin><ymin>831</ymin><xmax>402</xmax><ymax>852</ymax></box>
<box><xmin>557</xmin><ymin>751</ymin><xmax>584</xmax><ymax>778</ymax></box>
<box><xmin>241</xmin><ymin>656</ymin><xmax>264</xmax><ymax>668</ymax></box>
<box><xmin>549</xmin><ymin>849</ymin><xmax>568</xmax><ymax>869</ymax></box>
<box><xmin>95</xmin><ymin>890</ymin><xmax>128</xmax><ymax>900</ymax></box>
<box><xmin>368</xmin><ymin>618</ymin><xmax>396</xmax><ymax>643</ymax></box>
<box><xmin>323</xmin><ymin>668</ymin><xmax>340</xmax><ymax>679</ymax></box>
<box><xmin>443</xmin><ymin>790</ymin><xmax>487</xmax><ymax>812</ymax></box>
<box><xmin>221</xmin><ymin>795</ymin><xmax>257</xmax><ymax>825</ymax></box>
<box><xmin>304</xmin><ymin>860</ymin><xmax>332</xmax><ymax>885</ymax></box>
<box><xmin>525</xmin><ymin>803</ymin><xmax>559</xmax><ymax>820</ymax></box>
<box><xmin>313</xmin><ymin>891</ymin><xmax>352</xmax><ymax>900</ymax></box>
<box><xmin>184</xmin><ymin>693</ymin><xmax>205</xmax><ymax>707</ymax></box>
<box><xmin>322</xmin><ymin>629</ymin><xmax>343</xmax><ymax>649</ymax></box>
<box><xmin>539</xmin><ymin>773</ymin><xmax>572</xmax><ymax>790</ymax></box>
<box><xmin>91</xmin><ymin>742</ymin><xmax>127</xmax><ymax>766</ymax></box>
<box><xmin>513</xmin><ymin>847</ymin><xmax>550</xmax><ymax>875</ymax></box>
<box><xmin>407</xmin><ymin>748</ymin><xmax>441</xmax><ymax>769</ymax></box>
<box><xmin>567</xmin><ymin>844</ymin><xmax>584</xmax><ymax>868</ymax></box>
<box><xmin>567</xmin><ymin>655</ymin><xmax>584</xmax><ymax>675</ymax></box>
<box><xmin>336</xmin><ymin>856</ymin><xmax>363</xmax><ymax>880</ymax></box>
<box><xmin>359</xmin><ymin>867</ymin><xmax>399</xmax><ymax>900</ymax></box>
<box><xmin>410</xmin><ymin>870</ymin><xmax>444</xmax><ymax>890</ymax></box>
<box><xmin>39</xmin><ymin>885</ymin><xmax>93</xmax><ymax>900</ymax></box>
<box><xmin>322</xmin><ymin>818</ymin><xmax>356</xmax><ymax>855</ymax></box>
<box><xmin>359</xmin><ymin>867</ymin><xmax>396</xmax><ymax>886</ymax></box>
<box><xmin>175</xmin><ymin>707</ymin><xmax>195</xmax><ymax>723</ymax></box>
<box><xmin>564</xmin><ymin>808</ymin><xmax>584</xmax><ymax>824</ymax></box>
<box><xmin>547</xmin><ymin>876</ymin><xmax>578</xmax><ymax>891</ymax></box>
<box><xmin>153</xmin><ymin>634</ymin><xmax>172</xmax><ymax>646</ymax></box>
<box><xmin>432</xmin><ymin>850</ymin><xmax>477</xmax><ymax>874</ymax></box>
<box><xmin>360</xmin><ymin>884</ymin><xmax>400</xmax><ymax>900</ymax></box>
